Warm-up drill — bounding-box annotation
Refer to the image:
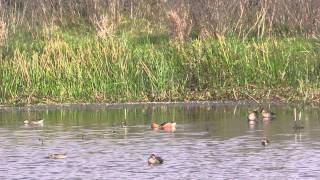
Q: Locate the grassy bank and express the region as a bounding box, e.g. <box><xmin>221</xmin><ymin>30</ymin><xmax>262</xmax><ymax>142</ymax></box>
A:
<box><xmin>1</xmin><ymin>25</ymin><xmax>320</xmax><ymax>105</ymax></box>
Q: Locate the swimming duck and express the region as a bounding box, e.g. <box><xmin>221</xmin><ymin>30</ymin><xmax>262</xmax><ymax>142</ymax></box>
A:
<box><xmin>261</xmin><ymin>138</ymin><xmax>270</xmax><ymax>146</ymax></box>
<box><xmin>247</xmin><ymin>110</ymin><xmax>259</xmax><ymax>121</ymax></box>
<box><xmin>261</xmin><ymin>109</ymin><xmax>276</xmax><ymax>118</ymax></box>
<box><xmin>121</xmin><ymin>121</ymin><xmax>127</xmax><ymax>128</ymax></box>
<box><xmin>151</xmin><ymin>122</ymin><xmax>176</xmax><ymax>130</ymax></box>
<box><xmin>24</xmin><ymin>119</ymin><xmax>44</xmax><ymax>125</ymax></box>
<box><xmin>160</xmin><ymin>122</ymin><xmax>176</xmax><ymax>129</ymax></box>
<box><xmin>48</xmin><ymin>153</ymin><xmax>67</xmax><ymax>159</ymax></box>
<box><xmin>148</xmin><ymin>154</ymin><xmax>163</xmax><ymax>165</ymax></box>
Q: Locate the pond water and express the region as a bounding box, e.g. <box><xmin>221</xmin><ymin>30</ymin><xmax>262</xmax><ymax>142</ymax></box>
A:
<box><xmin>0</xmin><ymin>102</ymin><xmax>320</xmax><ymax>179</ymax></box>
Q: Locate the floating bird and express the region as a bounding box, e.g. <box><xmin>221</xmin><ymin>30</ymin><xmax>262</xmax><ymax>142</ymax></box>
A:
<box><xmin>293</xmin><ymin>108</ymin><xmax>304</xmax><ymax>130</ymax></box>
<box><xmin>261</xmin><ymin>138</ymin><xmax>270</xmax><ymax>146</ymax></box>
<box><xmin>247</xmin><ymin>110</ymin><xmax>259</xmax><ymax>121</ymax></box>
<box><xmin>48</xmin><ymin>153</ymin><xmax>67</xmax><ymax>159</ymax></box>
<box><xmin>121</xmin><ymin>121</ymin><xmax>127</xmax><ymax>128</ymax></box>
<box><xmin>24</xmin><ymin>119</ymin><xmax>44</xmax><ymax>126</ymax></box>
<box><xmin>148</xmin><ymin>154</ymin><xmax>163</xmax><ymax>165</ymax></box>
<box><xmin>261</xmin><ymin>108</ymin><xmax>276</xmax><ymax>119</ymax></box>
<box><xmin>160</xmin><ymin>122</ymin><xmax>176</xmax><ymax>129</ymax></box>
<box><xmin>151</xmin><ymin>122</ymin><xmax>176</xmax><ymax>130</ymax></box>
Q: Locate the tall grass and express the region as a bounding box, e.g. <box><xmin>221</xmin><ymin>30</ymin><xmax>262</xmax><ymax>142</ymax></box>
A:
<box><xmin>1</xmin><ymin>1</ymin><xmax>320</xmax><ymax>104</ymax></box>
<box><xmin>1</xmin><ymin>25</ymin><xmax>320</xmax><ymax>104</ymax></box>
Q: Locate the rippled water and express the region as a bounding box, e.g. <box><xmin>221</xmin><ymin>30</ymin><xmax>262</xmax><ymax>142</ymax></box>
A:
<box><xmin>0</xmin><ymin>103</ymin><xmax>320</xmax><ymax>179</ymax></box>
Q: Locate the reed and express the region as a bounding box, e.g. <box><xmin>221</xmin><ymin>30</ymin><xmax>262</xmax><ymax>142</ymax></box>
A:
<box><xmin>1</xmin><ymin>25</ymin><xmax>320</xmax><ymax>104</ymax></box>
<box><xmin>1</xmin><ymin>1</ymin><xmax>320</xmax><ymax>41</ymax></box>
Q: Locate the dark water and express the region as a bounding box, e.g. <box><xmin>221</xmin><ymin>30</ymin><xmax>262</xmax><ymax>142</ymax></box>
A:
<box><xmin>0</xmin><ymin>103</ymin><xmax>320</xmax><ymax>179</ymax></box>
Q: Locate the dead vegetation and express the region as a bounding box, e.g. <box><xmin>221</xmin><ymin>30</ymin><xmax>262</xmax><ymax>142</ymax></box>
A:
<box><xmin>0</xmin><ymin>0</ymin><xmax>320</xmax><ymax>42</ymax></box>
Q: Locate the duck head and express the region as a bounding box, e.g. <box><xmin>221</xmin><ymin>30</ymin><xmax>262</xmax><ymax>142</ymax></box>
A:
<box><xmin>151</xmin><ymin>123</ymin><xmax>160</xmax><ymax>129</ymax></box>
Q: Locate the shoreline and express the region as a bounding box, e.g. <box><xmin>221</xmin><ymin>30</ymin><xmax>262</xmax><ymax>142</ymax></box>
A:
<box><xmin>0</xmin><ymin>100</ymin><xmax>313</xmax><ymax>112</ymax></box>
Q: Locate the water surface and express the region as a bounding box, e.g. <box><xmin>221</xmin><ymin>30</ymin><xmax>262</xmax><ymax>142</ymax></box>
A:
<box><xmin>0</xmin><ymin>103</ymin><xmax>320</xmax><ymax>179</ymax></box>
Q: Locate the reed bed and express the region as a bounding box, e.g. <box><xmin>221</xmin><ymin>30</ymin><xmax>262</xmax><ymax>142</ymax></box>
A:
<box><xmin>1</xmin><ymin>26</ymin><xmax>320</xmax><ymax>104</ymax></box>
<box><xmin>1</xmin><ymin>0</ymin><xmax>320</xmax><ymax>104</ymax></box>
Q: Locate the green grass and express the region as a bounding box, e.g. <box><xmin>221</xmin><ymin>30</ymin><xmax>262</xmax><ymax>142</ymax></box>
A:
<box><xmin>1</xmin><ymin>25</ymin><xmax>320</xmax><ymax>105</ymax></box>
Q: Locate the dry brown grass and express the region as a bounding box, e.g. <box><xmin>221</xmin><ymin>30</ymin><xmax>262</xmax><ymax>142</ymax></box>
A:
<box><xmin>92</xmin><ymin>13</ymin><xmax>116</xmax><ymax>39</ymax></box>
<box><xmin>1</xmin><ymin>0</ymin><xmax>320</xmax><ymax>42</ymax></box>
<box><xmin>168</xmin><ymin>9</ymin><xmax>186</xmax><ymax>42</ymax></box>
<box><xmin>0</xmin><ymin>17</ymin><xmax>7</xmax><ymax>46</ymax></box>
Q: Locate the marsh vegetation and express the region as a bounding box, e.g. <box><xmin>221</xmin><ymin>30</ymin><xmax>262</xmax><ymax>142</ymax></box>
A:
<box><xmin>1</xmin><ymin>0</ymin><xmax>320</xmax><ymax>104</ymax></box>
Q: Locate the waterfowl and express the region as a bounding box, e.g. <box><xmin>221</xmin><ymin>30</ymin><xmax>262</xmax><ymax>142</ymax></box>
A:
<box><xmin>151</xmin><ymin>122</ymin><xmax>176</xmax><ymax>130</ymax></box>
<box><xmin>48</xmin><ymin>153</ymin><xmax>67</xmax><ymax>159</ymax></box>
<box><xmin>24</xmin><ymin>119</ymin><xmax>44</xmax><ymax>125</ymax></box>
<box><xmin>247</xmin><ymin>110</ymin><xmax>258</xmax><ymax>121</ymax></box>
<box><xmin>121</xmin><ymin>121</ymin><xmax>127</xmax><ymax>128</ymax></box>
<box><xmin>160</xmin><ymin>122</ymin><xmax>176</xmax><ymax>129</ymax></box>
<box><xmin>148</xmin><ymin>154</ymin><xmax>163</xmax><ymax>165</ymax></box>
<box><xmin>261</xmin><ymin>109</ymin><xmax>276</xmax><ymax>118</ymax></box>
<box><xmin>261</xmin><ymin>138</ymin><xmax>270</xmax><ymax>146</ymax></box>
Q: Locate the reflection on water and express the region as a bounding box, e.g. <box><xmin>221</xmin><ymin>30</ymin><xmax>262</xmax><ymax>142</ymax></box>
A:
<box><xmin>0</xmin><ymin>103</ymin><xmax>320</xmax><ymax>179</ymax></box>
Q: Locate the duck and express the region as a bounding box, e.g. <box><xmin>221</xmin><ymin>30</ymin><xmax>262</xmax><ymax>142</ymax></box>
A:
<box><xmin>151</xmin><ymin>122</ymin><xmax>176</xmax><ymax>130</ymax></box>
<box><xmin>261</xmin><ymin>138</ymin><xmax>270</xmax><ymax>146</ymax></box>
<box><xmin>24</xmin><ymin>119</ymin><xmax>44</xmax><ymax>125</ymax></box>
<box><xmin>48</xmin><ymin>153</ymin><xmax>67</xmax><ymax>159</ymax></box>
<box><xmin>247</xmin><ymin>110</ymin><xmax>259</xmax><ymax>121</ymax></box>
<box><xmin>148</xmin><ymin>154</ymin><xmax>163</xmax><ymax>165</ymax></box>
<box><xmin>121</xmin><ymin>121</ymin><xmax>127</xmax><ymax>128</ymax></box>
<box><xmin>160</xmin><ymin>122</ymin><xmax>176</xmax><ymax>129</ymax></box>
<box><xmin>261</xmin><ymin>108</ymin><xmax>276</xmax><ymax>118</ymax></box>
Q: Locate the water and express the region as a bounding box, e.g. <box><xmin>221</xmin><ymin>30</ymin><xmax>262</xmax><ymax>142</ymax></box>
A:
<box><xmin>0</xmin><ymin>103</ymin><xmax>320</xmax><ymax>179</ymax></box>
